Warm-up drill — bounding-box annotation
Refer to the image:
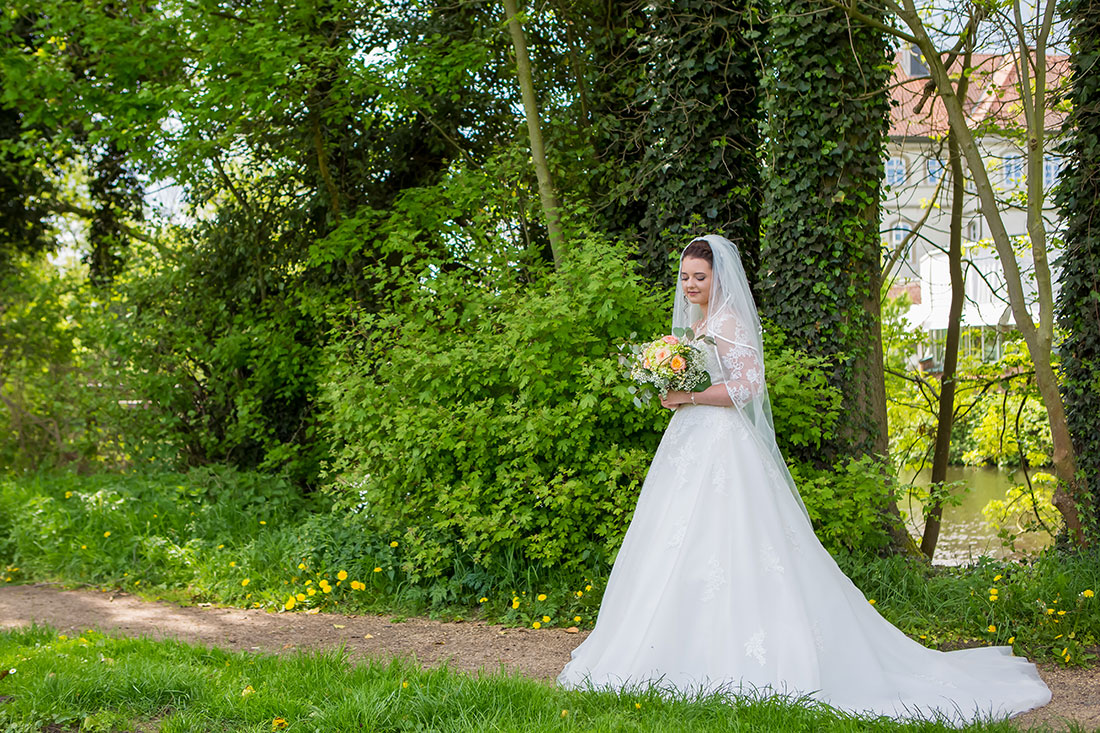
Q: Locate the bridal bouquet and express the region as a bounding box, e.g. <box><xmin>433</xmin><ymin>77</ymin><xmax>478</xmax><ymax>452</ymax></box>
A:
<box><xmin>623</xmin><ymin>327</ymin><xmax>712</xmax><ymax>406</ymax></box>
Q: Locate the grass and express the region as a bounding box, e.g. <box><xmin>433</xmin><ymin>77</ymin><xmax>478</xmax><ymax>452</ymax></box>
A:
<box><xmin>0</xmin><ymin>626</ymin><xmax>1076</xmax><ymax>733</ymax></box>
<box><xmin>1</xmin><ymin>469</ymin><xmax>1098</xmax><ymax>666</ymax></box>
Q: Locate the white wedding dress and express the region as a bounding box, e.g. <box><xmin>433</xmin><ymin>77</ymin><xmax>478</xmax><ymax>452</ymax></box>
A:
<box><xmin>558</xmin><ymin>304</ymin><xmax>1051</xmax><ymax>723</ymax></box>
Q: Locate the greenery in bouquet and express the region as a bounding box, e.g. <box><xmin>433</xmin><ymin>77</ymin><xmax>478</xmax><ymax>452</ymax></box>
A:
<box><xmin>624</xmin><ymin>327</ymin><xmax>714</xmax><ymax>405</ymax></box>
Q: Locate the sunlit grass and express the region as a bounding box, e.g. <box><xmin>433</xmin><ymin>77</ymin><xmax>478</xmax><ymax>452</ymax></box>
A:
<box><xmin>0</xmin><ymin>626</ymin><xmax>1067</xmax><ymax>733</ymax></box>
<box><xmin>1</xmin><ymin>470</ymin><xmax>1098</xmax><ymax>666</ymax></box>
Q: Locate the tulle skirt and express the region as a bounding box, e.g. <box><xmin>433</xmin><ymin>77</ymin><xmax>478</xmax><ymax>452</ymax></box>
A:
<box><xmin>558</xmin><ymin>404</ymin><xmax>1051</xmax><ymax>723</ymax></box>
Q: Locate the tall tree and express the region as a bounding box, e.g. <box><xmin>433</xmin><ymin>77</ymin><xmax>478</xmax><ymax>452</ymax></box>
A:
<box><xmin>1056</xmin><ymin>0</ymin><xmax>1100</xmax><ymax>541</ymax></box>
<box><xmin>501</xmin><ymin>0</ymin><xmax>565</xmax><ymax>266</ymax></box>
<box><xmin>761</xmin><ymin>0</ymin><xmax>892</xmax><ymax>462</ymax></box>
<box><xmin>575</xmin><ymin>0</ymin><xmax>764</xmax><ymax>285</ymax></box>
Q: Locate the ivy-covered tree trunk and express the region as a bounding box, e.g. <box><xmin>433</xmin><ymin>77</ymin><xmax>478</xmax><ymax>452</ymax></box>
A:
<box><xmin>581</xmin><ymin>0</ymin><xmax>764</xmax><ymax>286</ymax></box>
<box><xmin>761</xmin><ymin>0</ymin><xmax>891</xmax><ymax>462</ymax></box>
<box><xmin>1055</xmin><ymin>0</ymin><xmax>1100</xmax><ymax>542</ymax></box>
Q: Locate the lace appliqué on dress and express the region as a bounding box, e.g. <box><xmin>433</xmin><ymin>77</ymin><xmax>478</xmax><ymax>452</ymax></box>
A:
<box><xmin>666</xmin><ymin>518</ymin><xmax>688</xmax><ymax>550</ymax></box>
<box><xmin>745</xmin><ymin>630</ymin><xmax>767</xmax><ymax>667</ymax></box>
<box><xmin>701</xmin><ymin>555</ymin><xmax>726</xmax><ymax>602</ymax></box>
<box><xmin>760</xmin><ymin>544</ymin><xmax>785</xmax><ymax>575</ymax></box>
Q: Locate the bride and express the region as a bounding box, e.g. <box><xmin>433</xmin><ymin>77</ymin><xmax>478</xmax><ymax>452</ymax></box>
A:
<box><xmin>557</xmin><ymin>235</ymin><xmax>1051</xmax><ymax>722</ymax></box>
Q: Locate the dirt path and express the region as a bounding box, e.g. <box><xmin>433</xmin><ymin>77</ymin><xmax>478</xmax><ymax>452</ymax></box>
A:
<box><xmin>1</xmin><ymin>584</ymin><xmax>1096</xmax><ymax>731</ymax></box>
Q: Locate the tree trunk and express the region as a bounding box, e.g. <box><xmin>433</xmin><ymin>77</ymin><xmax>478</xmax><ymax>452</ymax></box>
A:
<box><xmin>921</xmin><ymin>130</ymin><xmax>967</xmax><ymax>560</ymax></box>
<box><xmin>896</xmin><ymin>0</ymin><xmax>1086</xmax><ymax>543</ymax></box>
<box><xmin>501</xmin><ymin>0</ymin><xmax>565</xmax><ymax>267</ymax></box>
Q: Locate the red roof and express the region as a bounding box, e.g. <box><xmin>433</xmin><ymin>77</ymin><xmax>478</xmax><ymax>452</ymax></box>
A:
<box><xmin>889</xmin><ymin>49</ymin><xmax>1069</xmax><ymax>139</ymax></box>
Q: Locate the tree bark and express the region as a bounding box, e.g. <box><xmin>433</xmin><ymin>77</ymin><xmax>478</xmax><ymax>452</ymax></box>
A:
<box><xmin>921</xmin><ymin>129</ymin><xmax>967</xmax><ymax>560</ymax></box>
<box><xmin>501</xmin><ymin>0</ymin><xmax>565</xmax><ymax>267</ymax></box>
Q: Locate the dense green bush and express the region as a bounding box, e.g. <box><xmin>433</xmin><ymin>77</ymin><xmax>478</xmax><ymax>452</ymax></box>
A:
<box><xmin>319</xmin><ymin>235</ymin><xmax>897</xmax><ymax>587</ymax></box>
<box><xmin>320</xmin><ymin>236</ymin><xmax>670</xmax><ymax>582</ymax></box>
<box><xmin>0</xmin><ymin>256</ymin><xmax>121</xmax><ymax>470</ymax></box>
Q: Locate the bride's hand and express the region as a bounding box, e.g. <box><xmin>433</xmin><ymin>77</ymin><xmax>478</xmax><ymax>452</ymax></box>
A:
<box><xmin>660</xmin><ymin>391</ymin><xmax>690</xmax><ymax>410</ymax></box>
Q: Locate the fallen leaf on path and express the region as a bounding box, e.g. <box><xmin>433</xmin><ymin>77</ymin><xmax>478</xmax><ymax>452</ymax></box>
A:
<box><xmin>333</xmin><ymin>624</ymin><xmax>345</xmax><ymax>629</ymax></box>
<box><xmin>565</xmin><ymin>627</ymin><xmax>579</xmax><ymax>634</ymax></box>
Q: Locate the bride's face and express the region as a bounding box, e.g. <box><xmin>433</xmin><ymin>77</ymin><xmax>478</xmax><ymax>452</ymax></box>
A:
<box><xmin>680</xmin><ymin>257</ymin><xmax>711</xmax><ymax>307</ymax></box>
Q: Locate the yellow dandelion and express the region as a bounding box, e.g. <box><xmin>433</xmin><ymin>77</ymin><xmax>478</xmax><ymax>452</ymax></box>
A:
<box><xmin>868</xmin><ymin>599</ymin><xmax>876</xmax><ymax>605</ymax></box>
<box><xmin>542</xmin><ymin>615</ymin><xmax>550</xmax><ymax>623</ymax></box>
<box><xmin>296</xmin><ymin>592</ymin><xmax>306</xmax><ymax>601</ymax></box>
<box><xmin>537</xmin><ymin>594</ymin><xmax>547</xmax><ymax>601</ymax></box>
<box><xmin>585</xmin><ymin>584</ymin><xmax>593</xmax><ymax>591</ymax></box>
<box><xmin>1061</xmin><ymin>647</ymin><xmax>1069</xmax><ymax>656</ymax></box>
<box><xmin>242</xmin><ymin>685</ymin><xmax>255</xmax><ymax>696</ymax></box>
<box><xmin>1047</xmin><ymin>608</ymin><xmax>1056</xmax><ymax>615</ymax></box>
<box><xmin>532</xmin><ymin>621</ymin><xmax>541</xmax><ymax>629</ymax></box>
<box><xmin>635</xmin><ymin>702</ymin><xmax>641</xmax><ymax>709</ymax></box>
<box><xmin>298</xmin><ymin>563</ymin><xmax>306</xmax><ymax>570</ymax></box>
<box><xmin>561</xmin><ymin>709</ymin><xmax>569</xmax><ymax>718</ymax></box>
<box><xmin>337</xmin><ymin>570</ymin><xmax>348</xmax><ymax>581</ymax></box>
<box><xmin>307</xmin><ymin>587</ymin><xmax>317</xmax><ymax>596</ymax></box>
<box><xmin>574</xmin><ymin>616</ymin><xmax>581</xmax><ymax>622</ymax></box>
<box><xmin>80</xmin><ymin>545</ymin><xmax>87</xmax><ymax>550</ymax></box>
<box><xmin>285</xmin><ymin>596</ymin><xmax>296</xmax><ymax>610</ymax></box>
<box><xmin>305</xmin><ymin>580</ymin><xmax>312</xmax><ymax>586</ymax></box>
<box><xmin>1058</xmin><ymin>610</ymin><xmax>1067</xmax><ymax>616</ymax></box>
<box><xmin>103</xmin><ymin>531</ymin><xmax>111</xmax><ymax>538</ymax></box>
<box><xmin>576</xmin><ymin>590</ymin><xmax>583</xmax><ymax>597</ymax></box>
<box><xmin>988</xmin><ymin>588</ymin><xmax>998</xmax><ymax>595</ymax></box>
<box><xmin>374</xmin><ymin>567</ymin><xmax>382</xmax><ymax>573</ymax></box>
<box><xmin>1083</xmin><ymin>589</ymin><xmax>1095</xmax><ymax>598</ymax></box>
<box><xmin>402</xmin><ymin>681</ymin><xmax>409</xmax><ymax>689</ymax></box>
<box><xmin>989</xmin><ymin>596</ymin><xmax>998</xmax><ymax>602</ymax></box>
<box><xmin>65</xmin><ymin>491</ymin><xmax>72</xmax><ymax>498</ymax></box>
<box><xmin>390</xmin><ymin>541</ymin><xmax>399</xmax><ymax>547</ymax></box>
<box><xmin>512</xmin><ymin>600</ymin><xmax>520</xmax><ymax>609</ymax></box>
<box><xmin>260</xmin><ymin>520</ymin><xmax>267</xmax><ymax>525</ymax></box>
<box><xmin>987</xmin><ymin>624</ymin><xmax>997</xmax><ymax>633</ymax></box>
<box><xmin>272</xmin><ymin>718</ymin><xmax>288</xmax><ymax>731</ymax></box>
<box><xmin>994</xmin><ymin>574</ymin><xmax>1002</xmax><ymax>581</ymax></box>
<box><xmin>242</xmin><ymin>579</ymin><xmax>250</xmax><ymax>587</ymax></box>
<box><xmin>218</xmin><ymin>544</ymin><xmax>225</xmax><ymax>549</ymax></box>
<box><xmin>478</xmin><ymin>597</ymin><xmax>488</xmax><ymax>603</ymax></box>
<box><xmin>1008</xmin><ymin>636</ymin><xmax>1015</xmax><ymax>644</ymax></box>
<box><xmin>322</xmin><ymin>585</ymin><xmax>332</xmax><ymax>594</ymax></box>
<box><xmin>230</xmin><ymin>561</ymin><xmax>237</xmax><ymax>567</ymax></box>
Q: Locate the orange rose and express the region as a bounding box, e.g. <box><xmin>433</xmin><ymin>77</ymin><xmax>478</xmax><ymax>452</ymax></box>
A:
<box><xmin>669</xmin><ymin>355</ymin><xmax>687</xmax><ymax>372</ymax></box>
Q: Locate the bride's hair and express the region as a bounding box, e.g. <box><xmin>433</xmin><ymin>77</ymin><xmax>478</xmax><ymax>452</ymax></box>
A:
<box><xmin>682</xmin><ymin>239</ymin><xmax>713</xmax><ymax>265</ymax></box>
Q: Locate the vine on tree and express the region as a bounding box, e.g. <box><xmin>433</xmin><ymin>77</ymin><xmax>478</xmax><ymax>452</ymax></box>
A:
<box><xmin>760</xmin><ymin>0</ymin><xmax>892</xmax><ymax>463</ymax></box>
<box><xmin>1055</xmin><ymin>0</ymin><xmax>1100</xmax><ymax>541</ymax></box>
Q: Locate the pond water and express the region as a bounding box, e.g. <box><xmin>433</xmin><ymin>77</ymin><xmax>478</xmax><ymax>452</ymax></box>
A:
<box><xmin>896</xmin><ymin>466</ymin><xmax>1054</xmax><ymax>566</ymax></box>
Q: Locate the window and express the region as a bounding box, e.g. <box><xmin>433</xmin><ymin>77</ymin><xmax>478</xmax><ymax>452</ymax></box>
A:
<box><xmin>892</xmin><ymin>221</ymin><xmax>913</xmax><ymax>248</ymax></box>
<box><xmin>1043</xmin><ymin>156</ymin><xmax>1062</xmax><ymax>189</ymax></box>
<box><xmin>927</xmin><ymin>158</ymin><xmax>944</xmax><ymax>185</ymax></box>
<box><xmin>885</xmin><ymin>157</ymin><xmax>907</xmax><ymax>189</ymax></box>
<box><xmin>908</xmin><ymin>45</ymin><xmax>929</xmax><ymax>77</ymax></box>
<box><xmin>966</xmin><ymin>219</ymin><xmax>981</xmax><ymax>242</ymax></box>
<box><xmin>1003</xmin><ymin>155</ymin><xmax>1025</xmax><ymax>187</ymax></box>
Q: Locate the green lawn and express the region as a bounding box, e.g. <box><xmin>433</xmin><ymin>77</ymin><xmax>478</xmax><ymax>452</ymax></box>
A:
<box><xmin>0</xmin><ymin>626</ymin><xmax>1068</xmax><ymax>733</ymax></box>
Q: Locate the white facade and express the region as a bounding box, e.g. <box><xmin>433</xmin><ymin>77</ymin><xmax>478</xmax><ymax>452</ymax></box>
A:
<box><xmin>882</xmin><ymin>49</ymin><xmax>1066</xmax><ymax>364</ymax></box>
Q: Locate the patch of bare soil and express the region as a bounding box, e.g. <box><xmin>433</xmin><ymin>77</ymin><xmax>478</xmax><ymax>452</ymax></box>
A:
<box><xmin>1</xmin><ymin>584</ymin><xmax>1096</xmax><ymax>731</ymax></box>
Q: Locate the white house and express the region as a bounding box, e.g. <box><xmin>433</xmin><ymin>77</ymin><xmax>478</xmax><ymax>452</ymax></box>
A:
<box><xmin>882</xmin><ymin>47</ymin><xmax>1068</xmax><ymax>368</ymax></box>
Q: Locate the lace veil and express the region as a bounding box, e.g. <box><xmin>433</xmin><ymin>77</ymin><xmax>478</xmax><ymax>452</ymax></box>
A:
<box><xmin>671</xmin><ymin>234</ymin><xmax>810</xmax><ymax>522</ymax></box>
